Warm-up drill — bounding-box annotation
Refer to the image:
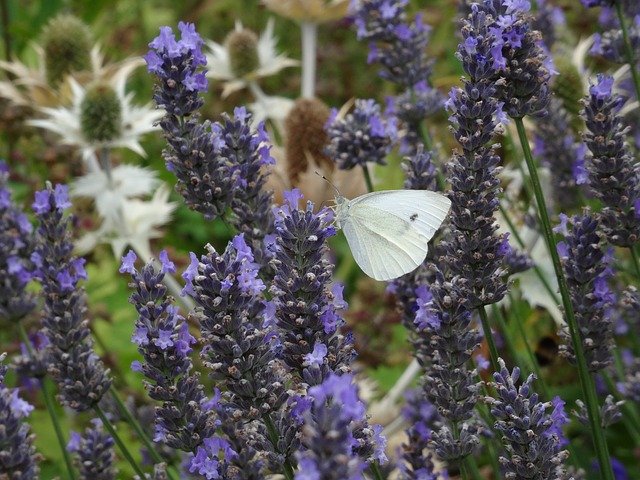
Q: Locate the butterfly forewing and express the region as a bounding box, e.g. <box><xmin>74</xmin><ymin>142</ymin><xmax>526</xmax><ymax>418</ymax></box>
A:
<box><xmin>349</xmin><ymin>190</ymin><xmax>451</xmax><ymax>242</ymax></box>
<box><xmin>342</xmin><ymin>202</ymin><xmax>429</xmax><ymax>281</ymax></box>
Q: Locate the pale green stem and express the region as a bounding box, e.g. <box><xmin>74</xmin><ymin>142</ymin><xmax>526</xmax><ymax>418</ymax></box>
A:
<box><xmin>478</xmin><ymin>305</ymin><xmax>500</xmax><ymax>372</ymax></box>
<box><xmin>514</xmin><ymin>117</ymin><xmax>614</xmax><ymax>480</ymax></box>
<box><xmin>614</xmin><ymin>0</ymin><xmax>640</xmax><ymax>102</ymax></box>
<box><xmin>94</xmin><ymin>405</ymin><xmax>146</xmax><ymax>478</ymax></box>
<box><xmin>300</xmin><ymin>21</ymin><xmax>317</xmax><ymax>98</ymax></box>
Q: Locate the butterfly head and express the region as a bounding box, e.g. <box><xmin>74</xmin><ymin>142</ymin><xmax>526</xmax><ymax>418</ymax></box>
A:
<box><xmin>333</xmin><ymin>194</ymin><xmax>350</xmax><ymax>229</ymax></box>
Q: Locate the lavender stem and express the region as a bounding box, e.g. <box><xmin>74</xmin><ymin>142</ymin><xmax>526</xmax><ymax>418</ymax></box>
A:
<box><xmin>614</xmin><ymin>0</ymin><xmax>640</xmax><ymax>102</ymax></box>
<box><xmin>94</xmin><ymin>404</ymin><xmax>146</xmax><ymax>478</ymax></box>
<box><xmin>362</xmin><ymin>164</ymin><xmax>374</xmax><ymax>192</ymax></box>
<box><xmin>108</xmin><ymin>389</ymin><xmax>179</xmax><ymax>480</ymax></box>
<box><xmin>515</xmin><ymin>116</ymin><xmax>614</xmax><ymax>480</ymax></box>
<box><xmin>478</xmin><ymin>306</ymin><xmax>499</xmax><ymax>371</ymax></box>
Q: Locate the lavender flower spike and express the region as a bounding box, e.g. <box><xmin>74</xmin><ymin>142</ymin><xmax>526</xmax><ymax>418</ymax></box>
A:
<box><xmin>582</xmin><ymin>74</ymin><xmax>640</xmax><ymax>247</ymax></box>
<box><xmin>0</xmin><ymin>354</ymin><xmax>40</xmax><ymax>478</ymax></box>
<box><xmin>270</xmin><ymin>189</ymin><xmax>355</xmax><ymax>385</ymax></box>
<box><xmin>67</xmin><ymin>420</ymin><xmax>116</xmax><ymax>480</ymax></box>
<box><xmin>486</xmin><ymin>358</ymin><xmax>570</xmax><ymax>479</ymax></box>
<box><xmin>325</xmin><ymin>99</ymin><xmax>397</xmax><ymax>170</ymax></box>
<box><xmin>556</xmin><ymin>213</ymin><xmax>615</xmax><ymax>372</ymax></box>
<box><xmin>33</xmin><ymin>183</ymin><xmax>111</xmax><ymax>411</ymax></box>
<box><xmin>182</xmin><ymin>235</ymin><xmax>287</xmax><ymax>419</ymax></box>
<box><xmin>147</xmin><ymin>23</ymin><xmax>236</xmax><ymax>221</ymax></box>
<box><xmin>122</xmin><ymin>250</ymin><xmax>215</xmax><ymax>453</ymax></box>
<box><xmin>0</xmin><ymin>161</ymin><xmax>36</xmax><ymax>322</ymax></box>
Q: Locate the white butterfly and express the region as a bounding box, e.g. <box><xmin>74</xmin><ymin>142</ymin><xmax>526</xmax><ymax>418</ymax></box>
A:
<box><xmin>334</xmin><ymin>190</ymin><xmax>451</xmax><ymax>281</ymax></box>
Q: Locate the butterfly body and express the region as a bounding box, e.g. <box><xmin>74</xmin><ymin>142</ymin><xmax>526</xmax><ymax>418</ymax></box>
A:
<box><xmin>334</xmin><ymin>190</ymin><xmax>451</xmax><ymax>281</ymax></box>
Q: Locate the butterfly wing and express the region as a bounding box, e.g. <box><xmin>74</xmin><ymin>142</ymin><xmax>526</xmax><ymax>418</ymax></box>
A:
<box><xmin>350</xmin><ymin>190</ymin><xmax>451</xmax><ymax>242</ymax></box>
<box><xmin>341</xmin><ymin>190</ymin><xmax>451</xmax><ymax>281</ymax></box>
<box><xmin>342</xmin><ymin>203</ymin><xmax>431</xmax><ymax>281</ymax></box>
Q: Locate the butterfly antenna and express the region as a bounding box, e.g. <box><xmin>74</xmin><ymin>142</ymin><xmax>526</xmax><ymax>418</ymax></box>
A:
<box><xmin>314</xmin><ymin>170</ymin><xmax>341</xmax><ymax>197</ymax></box>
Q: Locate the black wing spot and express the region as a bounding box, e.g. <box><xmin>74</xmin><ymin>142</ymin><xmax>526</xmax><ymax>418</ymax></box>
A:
<box><xmin>410</xmin><ymin>213</ymin><xmax>418</xmax><ymax>222</ymax></box>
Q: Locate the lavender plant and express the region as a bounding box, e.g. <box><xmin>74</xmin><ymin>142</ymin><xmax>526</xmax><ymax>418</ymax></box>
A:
<box><xmin>6</xmin><ymin>3</ymin><xmax>640</xmax><ymax>479</ymax></box>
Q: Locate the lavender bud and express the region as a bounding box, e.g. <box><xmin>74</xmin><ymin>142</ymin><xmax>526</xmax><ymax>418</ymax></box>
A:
<box><xmin>294</xmin><ymin>374</ymin><xmax>373</xmax><ymax>479</ymax></box>
<box><xmin>182</xmin><ymin>235</ymin><xmax>287</xmax><ymax>418</ymax></box>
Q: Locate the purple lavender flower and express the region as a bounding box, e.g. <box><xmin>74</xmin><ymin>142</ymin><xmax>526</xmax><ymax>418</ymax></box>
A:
<box><xmin>556</xmin><ymin>213</ymin><xmax>615</xmax><ymax>371</ymax></box>
<box><xmin>352</xmin><ymin>1</ymin><xmax>443</xmax><ymax>153</ymax></box>
<box><xmin>32</xmin><ymin>183</ymin><xmax>111</xmax><ymax>411</ymax></box>
<box><xmin>0</xmin><ymin>354</ymin><xmax>40</xmax><ymax>478</ymax></box>
<box><xmin>270</xmin><ymin>190</ymin><xmax>355</xmax><ymax>385</ymax></box>
<box><xmin>418</xmin><ymin>274</ymin><xmax>483</xmax><ymax>462</ymax></box>
<box><xmin>466</xmin><ymin>0</ymin><xmax>551</xmax><ymax>118</ymax></box>
<box><xmin>582</xmin><ymin>75</ymin><xmax>640</xmax><ymax>247</ymax></box>
<box><xmin>0</xmin><ymin>162</ymin><xmax>35</xmax><ymax>322</ymax></box>
<box><xmin>182</xmin><ymin>235</ymin><xmax>287</xmax><ymax>418</ymax></box>
<box><xmin>587</xmin><ymin>2</ymin><xmax>640</xmax><ymax>64</ymax></box>
<box><xmin>122</xmin><ymin>250</ymin><xmax>216</xmax><ymax>453</ymax></box>
<box><xmin>486</xmin><ymin>358</ymin><xmax>570</xmax><ymax>479</ymax></box>
<box><xmin>353</xmin><ymin>0</ymin><xmax>433</xmax><ymax>88</ymax></box>
<box><xmin>531</xmin><ymin>0</ymin><xmax>566</xmax><ymax>48</ymax></box>
<box><xmin>148</xmin><ymin>23</ymin><xmax>236</xmax><ymax>221</ymax></box>
<box><xmin>325</xmin><ymin>99</ymin><xmax>397</xmax><ymax>170</ymax></box>
<box><xmin>294</xmin><ymin>374</ymin><xmax>369</xmax><ymax>480</ymax></box>
<box><xmin>67</xmin><ymin>420</ymin><xmax>116</xmax><ymax>480</ymax></box>
<box><xmin>444</xmin><ymin>8</ymin><xmax>510</xmax><ymax>308</ymax></box>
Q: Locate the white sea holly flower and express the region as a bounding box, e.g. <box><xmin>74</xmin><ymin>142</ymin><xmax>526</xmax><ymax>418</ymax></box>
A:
<box><xmin>70</xmin><ymin>164</ymin><xmax>159</xmax><ymax>227</ymax></box>
<box><xmin>27</xmin><ymin>61</ymin><xmax>163</xmax><ymax>169</ymax></box>
<box><xmin>248</xmin><ymin>94</ymin><xmax>295</xmax><ymax>130</ymax></box>
<box><xmin>206</xmin><ymin>18</ymin><xmax>298</xmax><ymax>98</ymax></box>
<box><xmin>75</xmin><ymin>184</ymin><xmax>176</xmax><ymax>258</ymax></box>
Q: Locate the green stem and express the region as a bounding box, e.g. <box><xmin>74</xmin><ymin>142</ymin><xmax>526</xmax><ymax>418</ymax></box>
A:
<box><xmin>109</xmin><ymin>389</ymin><xmax>178</xmax><ymax>480</ymax></box>
<box><xmin>506</xmin><ymin>292</ymin><xmax>549</xmax><ymax>398</ymax></box>
<box><xmin>491</xmin><ymin>304</ymin><xmax>523</xmax><ymax>372</ymax></box>
<box><xmin>463</xmin><ymin>455</ymin><xmax>483</xmax><ymax>480</ymax></box>
<box><xmin>94</xmin><ymin>405</ymin><xmax>146</xmax><ymax>478</ymax></box>
<box><xmin>514</xmin><ymin>117</ymin><xmax>614</xmax><ymax>480</ymax></box>
<box><xmin>615</xmin><ymin>0</ymin><xmax>640</xmax><ymax>102</ymax></box>
<box><xmin>17</xmin><ymin>324</ymin><xmax>77</xmax><ymax>480</ymax></box>
<box><xmin>629</xmin><ymin>246</ymin><xmax>640</xmax><ymax>279</ymax></box>
<box><xmin>41</xmin><ymin>379</ymin><xmax>78</xmax><ymax>480</ymax></box>
<box><xmin>477</xmin><ymin>306</ymin><xmax>500</xmax><ymax>372</ymax></box>
<box><xmin>362</xmin><ymin>164</ymin><xmax>374</xmax><ymax>193</ymax></box>
<box><xmin>498</xmin><ymin>202</ymin><xmax>560</xmax><ymax>304</ymax></box>
<box><xmin>368</xmin><ymin>461</ymin><xmax>384</xmax><ymax>480</ymax></box>
<box><xmin>263</xmin><ymin>414</ymin><xmax>294</xmax><ymax>480</ymax></box>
